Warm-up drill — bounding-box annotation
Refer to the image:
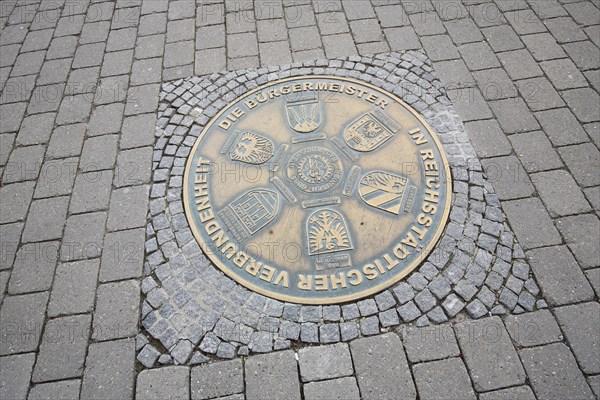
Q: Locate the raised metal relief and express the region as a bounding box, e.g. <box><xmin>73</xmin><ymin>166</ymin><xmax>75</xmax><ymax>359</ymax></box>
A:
<box><xmin>183</xmin><ymin>76</ymin><xmax>452</xmax><ymax>304</ymax></box>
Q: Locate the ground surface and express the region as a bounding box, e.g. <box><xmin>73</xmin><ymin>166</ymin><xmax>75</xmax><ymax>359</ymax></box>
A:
<box><xmin>0</xmin><ymin>0</ymin><xmax>599</xmax><ymax>399</ymax></box>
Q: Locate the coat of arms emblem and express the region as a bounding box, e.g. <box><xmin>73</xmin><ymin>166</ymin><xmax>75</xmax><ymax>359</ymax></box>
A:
<box><xmin>306</xmin><ymin>209</ymin><xmax>353</xmax><ymax>256</ymax></box>
<box><xmin>285</xmin><ymin>92</ymin><xmax>322</xmax><ymax>133</ymax></box>
<box><xmin>218</xmin><ymin>189</ymin><xmax>279</xmax><ymax>242</ymax></box>
<box><xmin>229</xmin><ymin>131</ymin><xmax>274</xmax><ymax>164</ymax></box>
<box><xmin>358</xmin><ymin>171</ymin><xmax>413</xmax><ymax>215</ymax></box>
<box><xmin>344</xmin><ymin>109</ymin><xmax>401</xmax><ymax>152</ymax></box>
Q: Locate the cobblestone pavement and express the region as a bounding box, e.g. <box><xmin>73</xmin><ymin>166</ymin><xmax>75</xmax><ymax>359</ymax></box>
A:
<box><xmin>0</xmin><ymin>0</ymin><xmax>598</xmax><ymax>399</ymax></box>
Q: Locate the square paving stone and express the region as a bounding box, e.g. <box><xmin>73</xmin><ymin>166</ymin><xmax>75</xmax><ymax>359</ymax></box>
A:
<box><xmin>16</xmin><ymin>113</ymin><xmax>55</xmax><ymax>145</ymax></box>
<box><xmin>56</xmin><ymin>94</ymin><xmax>93</xmax><ymax>124</ymax></box>
<box><xmin>489</xmin><ymin>98</ymin><xmax>540</xmax><ymax>134</ymax></box>
<box><xmin>400</xmin><ymin>324</ymin><xmax>460</xmax><ymax>363</ymax></box>
<box><xmin>563</xmin><ymin>1</ymin><xmax>600</xmax><ymax>26</ymax></box>
<box><xmin>482</xmin><ymin>25</ymin><xmax>523</xmax><ymax>52</ymax></box>
<box><xmin>558</xmin><ymin>143</ymin><xmax>600</xmax><ymax>188</ymax></box>
<box><xmin>0</xmin><ymin>181</ymin><xmax>35</xmax><ymax>224</ymax></box>
<box><xmin>227</xmin><ymin>32</ymin><xmax>258</xmax><ymax>59</ymax></box>
<box><xmin>298</xmin><ymin>342</ymin><xmax>354</xmax><ymax>382</ymax></box>
<box><xmin>115</xmin><ymin>147</ymin><xmax>153</xmax><ymax>187</ymax></box>
<box><xmin>454</xmin><ymin>316</ymin><xmax>526</xmax><ymax>392</ymax></box>
<box><xmin>28</xmin><ymin>379</ymin><xmax>81</xmax><ymax>400</ymax></box>
<box><xmin>94</xmin><ymin>75</ymin><xmax>129</xmax><ymax>105</ymax></box>
<box><xmin>554</xmin><ymin>302</ymin><xmax>600</xmax><ymax>374</ymax></box>
<box><xmin>349</xmin><ymin>19</ymin><xmax>384</xmax><ymax>43</ymax></box>
<box><xmin>22</xmin><ymin>196</ymin><xmax>69</xmax><ymax>243</ymax></box>
<box><xmin>81</xmin><ymin>338</ymin><xmax>135</xmax><ymax>400</ymax></box>
<box><xmin>124</xmin><ymin>83</ymin><xmax>160</xmax><ymax>115</ymax></box>
<box><xmin>32</xmin><ymin>314</ymin><xmax>91</xmax><ymax>382</ymax></box>
<box><xmin>585</xmin><ymin>268</ymin><xmax>600</xmax><ymax>297</ymax></box>
<box><xmin>432</xmin><ymin>59</ymin><xmax>474</xmax><ymax>88</ymax></box>
<box><xmin>520</xmin><ymin>343</ymin><xmax>595</xmax><ymax>400</ymax></box>
<box><xmin>498</xmin><ymin>49</ymin><xmax>542</xmax><ymax>80</ymax></box>
<box><xmin>531</xmin><ymin>170</ymin><xmax>591</xmax><ymax>217</ymax></box>
<box><xmin>93</xmin><ymin>280</ymin><xmax>140</xmax><ymax>341</ymax></box>
<box><xmin>100</xmin><ymin>228</ymin><xmax>145</xmax><ymax>282</ymax></box>
<box><xmin>517</xmin><ymin>76</ymin><xmax>564</xmax><ymax>111</ymax></box>
<box><xmin>526</xmin><ymin>245</ymin><xmax>594</xmax><ymax>306</ymax></box>
<box><xmin>472</xmin><ymin>68</ymin><xmax>517</xmax><ymax>101</ymax></box>
<box><xmin>0</xmin><ymin>102</ymin><xmax>26</xmax><ymax>133</ymax></box>
<box><xmin>61</xmin><ymin>212</ymin><xmax>107</xmax><ymax>261</ymax></box>
<box><xmin>48</xmin><ymin>259</ymin><xmax>100</xmax><ymax>317</ymax></box>
<box><xmin>481</xmin><ymin>156</ymin><xmax>534</xmax><ymax>200</ymax></box>
<box><xmin>322</xmin><ymin>33</ymin><xmax>359</xmax><ymax>57</ymax></box>
<box><xmin>121</xmin><ymin>113</ymin><xmax>156</xmax><ymax>149</ymax></box>
<box><xmin>409</xmin><ymin>12</ymin><xmax>446</xmax><ymax>36</ymax></box>
<box><xmin>350</xmin><ymin>333</ymin><xmax>416</xmax><ymax>400</ymax></box>
<box><xmin>535</xmin><ymin>108</ymin><xmax>589</xmax><ymax>146</ymax></box>
<box><xmin>80</xmin><ymin>134</ymin><xmax>119</xmax><ymax>171</ymax></box>
<box><xmin>107</xmin><ymin>185</ymin><xmax>150</xmax><ymax>231</ymax></box>
<box><xmin>504</xmin><ymin>310</ymin><xmax>563</xmax><ymax>347</ymax></box>
<box><xmin>191</xmin><ymin>359</ymin><xmax>243</xmax><ymax>400</ymax></box>
<box><xmin>505</xmin><ymin>9</ymin><xmax>546</xmax><ymax>34</ymax></box>
<box><xmin>544</xmin><ymin>16</ymin><xmax>588</xmax><ymax>43</ymax></box>
<box><xmin>465</xmin><ymin>120</ymin><xmax>512</xmax><ymax>158</ymax></box>
<box><xmin>446</xmin><ymin>87</ymin><xmax>492</xmax><ymax>122</ymax></box>
<box><xmin>88</xmin><ymin>103</ymin><xmax>125</xmax><ymax>136</ymax></box>
<box><xmin>8</xmin><ymin>241</ymin><xmax>59</xmax><ymax>295</ymax></box>
<box><xmin>563</xmin><ymin>41</ymin><xmax>600</xmax><ymax>71</ymax></box>
<box><xmin>445</xmin><ymin>18</ymin><xmax>482</xmax><ymax>44</ymax></box>
<box><xmin>73</xmin><ymin>42</ymin><xmax>106</xmax><ymax>68</ymax></box>
<box><xmin>245</xmin><ymin>350</ymin><xmax>301</xmax><ymax>400</ymax></box>
<box><xmin>540</xmin><ymin>58</ymin><xmax>588</xmax><ymax>90</ymax></box>
<box><xmin>413</xmin><ymin>358</ymin><xmax>476</xmax><ymax>400</ymax></box>
<box><xmin>34</xmin><ymin>157</ymin><xmax>79</xmax><ymax>199</ymax></box>
<box><xmin>508</xmin><ymin>131</ymin><xmax>563</xmax><ymax>172</ymax></box>
<box><xmin>479</xmin><ymin>386</ymin><xmax>536</xmax><ymax>400</ymax></box>
<box><xmin>562</xmin><ymin>88</ymin><xmax>600</xmax><ymax>123</ymax></box>
<box><xmin>557</xmin><ymin>214</ymin><xmax>599</xmax><ymax>269</ymax></box>
<box><xmin>70</xmin><ymin>170</ymin><xmax>114</xmax><ymax>213</ymax></box>
<box><xmin>522</xmin><ymin>32</ymin><xmax>566</xmax><ymax>61</ymax></box>
<box><xmin>384</xmin><ymin>26</ymin><xmax>420</xmax><ymax>51</ymax></box>
<box><xmin>459</xmin><ymin>42</ymin><xmax>500</xmax><ymax>70</ymax></box>
<box><xmin>136</xmin><ymin>367</ymin><xmax>190</xmax><ymax>400</ymax></box>
<box><xmin>0</xmin><ymin>353</ymin><xmax>35</xmax><ymax>400</ymax></box>
<box><xmin>303</xmin><ymin>376</ymin><xmax>361</xmax><ymax>400</ymax></box>
<box><xmin>3</xmin><ymin>145</ymin><xmax>45</xmax><ymax>183</ymax></box>
<box><xmin>421</xmin><ymin>35</ymin><xmax>459</xmax><ymax>61</ymax></box>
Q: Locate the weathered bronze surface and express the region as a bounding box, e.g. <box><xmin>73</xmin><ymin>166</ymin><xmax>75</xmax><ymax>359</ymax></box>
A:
<box><xmin>183</xmin><ymin>76</ymin><xmax>452</xmax><ymax>304</ymax></box>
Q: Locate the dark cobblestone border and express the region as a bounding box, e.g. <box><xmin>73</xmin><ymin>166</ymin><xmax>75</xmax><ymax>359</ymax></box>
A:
<box><xmin>137</xmin><ymin>51</ymin><xmax>545</xmax><ymax>367</ymax></box>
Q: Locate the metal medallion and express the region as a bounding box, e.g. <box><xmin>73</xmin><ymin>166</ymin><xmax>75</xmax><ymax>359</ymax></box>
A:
<box><xmin>183</xmin><ymin>76</ymin><xmax>452</xmax><ymax>304</ymax></box>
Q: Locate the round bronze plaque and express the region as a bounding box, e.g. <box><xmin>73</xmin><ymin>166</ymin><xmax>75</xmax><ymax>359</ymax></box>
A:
<box><xmin>183</xmin><ymin>76</ymin><xmax>452</xmax><ymax>304</ymax></box>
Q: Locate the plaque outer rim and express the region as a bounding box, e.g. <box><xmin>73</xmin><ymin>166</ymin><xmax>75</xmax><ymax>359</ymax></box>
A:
<box><xmin>182</xmin><ymin>75</ymin><xmax>453</xmax><ymax>305</ymax></box>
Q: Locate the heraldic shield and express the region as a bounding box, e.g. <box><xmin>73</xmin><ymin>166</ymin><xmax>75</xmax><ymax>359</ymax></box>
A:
<box><xmin>344</xmin><ymin>109</ymin><xmax>401</xmax><ymax>152</ymax></box>
<box><xmin>218</xmin><ymin>189</ymin><xmax>280</xmax><ymax>242</ymax></box>
<box><xmin>358</xmin><ymin>171</ymin><xmax>410</xmax><ymax>215</ymax></box>
<box><xmin>306</xmin><ymin>209</ymin><xmax>353</xmax><ymax>256</ymax></box>
<box><xmin>229</xmin><ymin>131</ymin><xmax>274</xmax><ymax>165</ymax></box>
<box><xmin>285</xmin><ymin>92</ymin><xmax>322</xmax><ymax>133</ymax></box>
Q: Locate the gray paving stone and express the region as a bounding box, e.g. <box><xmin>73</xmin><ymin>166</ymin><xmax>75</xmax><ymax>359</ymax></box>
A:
<box><xmin>32</xmin><ymin>314</ymin><xmax>91</xmax><ymax>382</ymax></box>
<box><xmin>124</xmin><ymin>83</ymin><xmax>160</xmax><ymax>115</ymax></box>
<box><xmin>401</xmin><ymin>324</ymin><xmax>459</xmax><ymax>363</ymax></box>
<box><xmin>70</xmin><ymin>170</ymin><xmax>113</xmax><ymax>213</ymax></box>
<box><xmin>107</xmin><ymin>185</ymin><xmax>150</xmax><ymax>231</ymax></box>
<box><xmin>481</xmin><ymin>156</ymin><xmax>534</xmax><ymax>200</ymax></box>
<box><xmin>99</xmin><ymin>227</ymin><xmax>145</xmax><ymax>282</ymax></box>
<box><xmin>522</xmin><ymin>32</ymin><xmax>566</xmax><ymax>61</ymax></box>
<box><xmin>527</xmin><ymin>245</ymin><xmax>594</xmax><ymax>306</ymax></box>
<box><xmin>121</xmin><ymin>113</ymin><xmax>156</xmax><ymax>150</ymax></box>
<box><xmin>504</xmin><ymin>310</ymin><xmax>563</xmax><ymax>347</ymax></box>
<box><xmin>455</xmin><ymin>316</ymin><xmax>525</xmax><ymax>392</ymax></box>
<box><xmin>498</xmin><ymin>49</ymin><xmax>542</xmax><ymax>80</ymax></box>
<box><xmin>81</xmin><ymin>338</ymin><xmax>135</xmax><ymax>400</ymax></box>
<box><xmin>459</xmin><ymin>42</ymin><xmax>500</xmax><ymax>70</ymax></box>
<box><xmin>303</xmin><ymin>376</ymin><xmax>361</xmax><ymax>400</ymax></box>
<box><xmin>558</xmin><ymin>143</ymin><xmax>600</xmax><ymax>188</ymax></box>
<box><xmin>446</xmin><ymin>87</ymin><xmax>492</xmax><ymax>122</ymax></box>
<box><xmin>531</xmin><ymin>170</ymin><xmax>591</xmax><ymax>217</ymax></box>
<box><xmin>80</xmin><ymin>134</ymin><xmax>119</xmax><ymax>172</ymax></box>
<box><xmin>0</xmin><ymin>353</ymin><xmax>35</xmax><ymax>400</ymax></box>
<box><xmin>482</xmin><ymin>25</ymin><xmax>523</xmax><ymax>52</ymax></box>
<box><xmin>473</xmin><ymin>68</ymin><xmax>517</xmax><ymax>101</ymax></box>
<box><xmin>557</xmin><ymin>214</ymin><xmax>600</xmax><ymax>269</ymax></box>
<box><xmin>554</xmin><ymin>302</ymin><xmax>600</xmax><ymax>374</ymax></box>
<box><xmin>503</xmin><ymin>198</ymin><xmax>561</xmax><ymax>250</ymax></box>
<box><xmin>535</xmin><ymin>108</ymin><xmax>589</xmax><ymax>146</ymax></box>
<box><xmin>48</xmin><ymin>259</ymin><xmax>99</xmax><ymax>317</ymax></box>
<box><xmin>563</xmin><ymin>41</ymin><xmax>600</xmax><ymax>71</ymax></box>
<box><xmin>489</xmin><ymin>98</ymin><xmax>540</xmax><ymax>134</ymax></box>
<box><xmin>478</xmin><ymin>386</ymin><xmax>536</xmax><ymax>400</ymax></box>
<box><xmin>298</xmin><ymin>342</ymin><xmax>353</xmax><ymax>382</ymax></box>
<box><xmin>0</xmin><ymin>182</ymin><xmax>34</xmax><ymax>224</ymax></box>
<box><xmin>518</xmin><ymin>76</ymin><xmax>564</xmax><ymax>111</ymax></box>
<box><xmin>409</xmin><ymin>12</ymin><xmax>445</xmax><ymax>36</ymax></box>
<box><xmin>8</xmin><ymin>241</ymin><xmax>59</xmax><ymax>294</ymax></box>
<box><xmin>21</xmin><ymin>196</ymin><xmax>69</xmax><ymax>243</ymax></box>
<box><xmin>33</xmin><ymin>157</ymin><xmax>78</xmax><ymax>199</ymax></box>
<box><xmin>520</xmin><ymin>343</ymin><xmax>595</xmax><ymax>400</ymax></box>
<box><xmin>413</xmin><ymin>358</ymin><xmax>476</xmax><ymax>400</ymax></box>
<box><xmin>16</xmin><ymin>113</ymin><xmax>55</xmax><ymax>146</ymax></box>
<box><xmin>93</xmin><ymin>280</ymin><xmax>140</xmax><ymax>341</ymax></box>
<box><xmin>191</xmin><ymin>359</ymin><xmax>243</xmax><ymax>400</ymax></box>
<box><xmin>421</xmin><ymin>34</ymin><xmax>459</xmax><ymax>61</ymax></box>
<box><xmin>322</xmin><ymin>33</ymin><xmax>358</xmax><ymax>58</ymax></box>
<box><xmin>28</xmin><ymin>379</ymin><xmax>81</xmax><ymax>400</ymax></box>
<box><xmin>432</xmin><ymin>59</ymin><xmax>474</xmax><ymax>88</ymax></box>
<box><xmin>508</xmin><ymin>131</ymin><xmax>563</xmax><ymax>172</ymax></box>
<box><xmin>540</xmin><ymin>58</ymin><xmax>588</xmax><ymax>90</ymax></box>
<box><xmin>245</xmin><ymin>350</ymin><xmax>301</xmax><ymax>400</ymax></box>
<box><xmin>584</xmin><ymin>268</ymin><xmax>600</xmax><ymax>297</ymax></box>
<box><xmin>136</xmin><ymin>367</ymin><xmax>190</xmax><ymax>400</ymax></box>
<box><xmin>589</xmin><ymin>375</ymin><xmax>600</xmax><ymax>400</ymax></box>
<box><xmin>464</xmin><ymin>120</ymin><xmax>512</xmax><ymax>159</ymax></box>
<box><xmin>3</xmin><ymin>145</ymin><xmax>45</xmax><ymax>184</ymax></box>
<box><xmin>350</xmin><ymin>333</ymin><xmax>416</xmax><ymax>400</ymax></box>
<box><xmin>115</xmin><ymin>146</ymin><xmax>152</xmax><ymax>187</ymax></box>
<box><xmin>88</xmin><ymin>103</ymin><xmax>125</xmax><ymax>136</ymax></box>
<box><xmin>61</xmin><ymin>212</ymin><xmax>107</xmax><ymax>261</ymax></box>
<box><xmin>545</xmin><ymin>16</ymin><xmax>588</xmax><ymax>43</ymax></box>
